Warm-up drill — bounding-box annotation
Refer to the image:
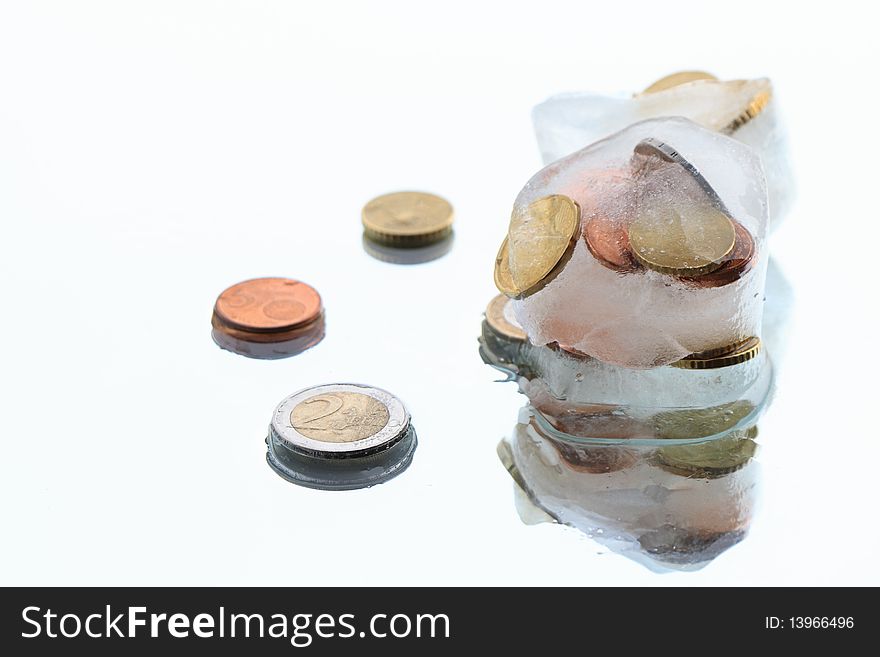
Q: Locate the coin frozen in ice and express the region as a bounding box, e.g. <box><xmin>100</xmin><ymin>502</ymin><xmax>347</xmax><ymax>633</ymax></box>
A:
<box><xmin>496</xmin><ymin>194</ymin><xmax>580</xmax><ymax>298</ymax></box>
<box><xmin>266</xmin><ymin>383</ymin><xmax>416</xmax><ymax>490</ymax></box>
<box><xmin>628</xmin><ymin>205</ymin><xmax>736</xmax><ymax>277</ymax></box>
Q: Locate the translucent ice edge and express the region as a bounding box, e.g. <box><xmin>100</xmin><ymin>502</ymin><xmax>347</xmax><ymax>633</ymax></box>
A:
<box><xmin>525</xmin><ymin>373</ymin><xmax>773</xmax><ymax>448</ymax></box>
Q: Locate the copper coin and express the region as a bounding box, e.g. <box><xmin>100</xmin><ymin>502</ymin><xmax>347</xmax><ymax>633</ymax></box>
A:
<box><xmin>213</xmin><ymin>277</ymin><xmax>322</xmax><ymax>333</ymax></box>
<box><xmin>682</xmin><ymin>220</ymin><xmax>755</xmax><ymax>288</ymax></box>
<box><xmin>548</xmin><ymin>437</ymin><xmax>638</xmax><ymax>474</ymax></box>
<box><xmin>584</xmin><ymin>216</ymin><xmax>639</xmax><ymax>272</ymax></box>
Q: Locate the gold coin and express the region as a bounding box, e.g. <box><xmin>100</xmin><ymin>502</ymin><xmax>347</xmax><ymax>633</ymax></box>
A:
<box><xmin>505</xmin><ymin>194</ymin><xmax>580</xmax><ymax>297</ymax></box>
<box><xmin>657</xmin><ymin>429</ymin><xmax>758</xmax><ymax>478</ymax></box>
<box><xmin>654</xmin><ymin>400</ymin><xmax>755</xmax><ymax>440</ymax></box>
<box><xmin>640</xmin><ymin>70</ymin><xmax>718</xmax><ymax>95</ymax></box>
<box><xmin>291</xmin><ymin>392</ymin><xmax>390</xmax><ymax>443</ymax></box>
<box><xmin>362</xmin><ymin>191</ymin><xmax>453</xmax><ymax>246</ymax></box>
<box><xmin>485</xmin><ymin>293</ymin><xmax>527</xmax><ymax>342</ymax></box>
<box><xmin>628</xmin><ymin>205</ymin><xmax>735</xmax><ymax>276</ymax></box>
<box><xmin>493</xmin><ymin>236</ymin><xmax>518</xmax><ymax>297</ymax></box>
<box><xmin>670</xmin><ymin>337</ymin><xmax>761</xmax><ymax>370</ymax></box>
<box><xmin>723</xmin><ymin>81</ymin><xmax>772</xmax><ymax>133</ymax></box>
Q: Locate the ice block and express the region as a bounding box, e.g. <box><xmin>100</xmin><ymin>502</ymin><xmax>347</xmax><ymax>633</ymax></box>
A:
<box><xmin>532</xmin><ymin>74</ymin><xmax>793</xmax><ymax>227</ymax></box>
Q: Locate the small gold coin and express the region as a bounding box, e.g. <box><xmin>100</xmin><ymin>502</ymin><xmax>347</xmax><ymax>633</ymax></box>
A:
<box><xmin>670</xmin><ymin>337</ymin><xmax>761</xmax><ymax>370</ymax></box>
<box><xmin>502</xmin><ymin>194</ymin><xmax>580</xmax><ymax>297</ymax></box>
<box><xmin>654</xmin><ymin>400</ymin><xmax>755</xmax><ymax>440</ymax></box>
<box><xmin>657</xmin><ymin>429</ymin><xmax>758</xmax><ymax>478</ymax></box>
<box><xmin>640</xmin><ymin>70</ymin><xmax>718</xmax><ymax>95</ymax></box>
<box><xmin>485</xmin><ymin>293</ymin><xmax>527</xmax><ymax>342</ymax></box>
<box><xmin>291</xmin><ymin>392</ymin><xmax>390</xmax><ymax>443</ymax></box>
<box><xmin>362</xmin><ymin>191</ymin><xmax>453</xmax><ymax>246</ymax></box>
<box><xmin>493</xmin><ymin>237</ymin><xmax>518</xmax><ymax>297</ymax></box>
<box><xmin>628</xmin><ymin>205</ymin><xmax>735</xmax><ymax>277</ymax></box>
<box><xmin>723</xmin><ymin>81</ymin><xmax>772</xmax><ymax>133</ymax></box>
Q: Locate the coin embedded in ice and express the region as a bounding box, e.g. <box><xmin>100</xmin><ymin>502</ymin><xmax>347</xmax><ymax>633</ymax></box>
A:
<box><xmin>656</xmin><ymin>429</ymin><xmax>758</xmax><ymax>478</ymax></box>
<box><xmin>684</xmin><ymin>219</ymin><xmax>756</xmax><ymax>288</ymax></box>
<box><xmin>493</xmin><ymin>236</ymin><xmax>519</xmax><ymax>297</ymax></box>
<box><xmin>671</xmin><ymin>337</ymin><xmax>761</xmax><ymax>370</ymax></box>
<box><xmin>633</xmin><ymin>137</ymin><xmax>730</xmax><ymax>214</ymax></box>
<box><xmin>485</xmin><ymin>294</ymin><xmax>527</xmax><ymax>342</ymax></box>
<box><xmin>722</xmin><ymin>80</ymin><xmax>772</xmax><ymax>133</ymax></box>
<box><xmin>506</xmin><ymin>194</ymin><xmax>580</xmax><ymax>297</ymax></box>
<box><xmin>214</xmin><ymin>277</ymin><xmax>322</xmax><ymax>332</ymax></box>
<box><xmin>584</xmin><ymin>216</ymin><xmax>639</xmax><ymax>272</ymax></box>
<box><xmin>640</xmin><ymin>70</ymin><xmax>718</xmax><ymax>95</ymax></box>
<box><xmin>628</xmin><ymin>206</ymin><xmax>735</xmax><ymax>277</ymax></box>
<box><xmin>267</xmin><ymin>384</ymin><xmax>417</xmax><ymax>490</ymax></box>
<box><xmin>362</xmin><ymin>191</ymin><xmax>454</xmax><ymax>246</ymax></box>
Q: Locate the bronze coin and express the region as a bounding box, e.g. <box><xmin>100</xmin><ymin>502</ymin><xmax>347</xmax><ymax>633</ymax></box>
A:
<box><xmin>584</xmin><ymin>216</ymin><xmax>639</xmax><ymax>272</ymax></box>
<box><xmin>549</xmin><ymin>437</ymin><xmax>638</xmax><ymax>474</ymax></box>
<box><xmin>682</xmin><ymin>220</ymin><xmax>755</xmax><ymax>288</ymax></box>
<box><xmin>213</xmin><ymin>277</ymin><xmax>322</xmax><ymax>333</ymax></box>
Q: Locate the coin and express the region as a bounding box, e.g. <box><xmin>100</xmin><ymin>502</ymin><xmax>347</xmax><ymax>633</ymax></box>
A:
<box><xmin>653</xmin><ymin>400</ymin><xmax>755</xmax><ymax>440</ymax></box>
<box><xmin>656</xmin><ymin>429</ymin><xmax>758</xmax><ymax>478</ymax></box>
<box><xmin>493</xmin><ymin>237</ymin><xmax>518</xmax><ymax>297</ymax></box>
<box><xmin>485</xmin><ymin>294</ymin><xmax>527</xmax><ymax>342</ymax></box>
<box><xmin>362</xmin><ymin>232</ymin><xmax>453</xmax><ymax>264</ymax></box>
<box><xmin>670</xmin><ymin>337</ymin><xmax>761</xmax><ymax>370</ymax></box>
<box><xmin>682</xmin><ymin>219</ymin><xmax>756</xmax><ymax>288</ymax></box>
<box><xmin>722</xmin><ymin>80</ymin><xmax>772</xmax><ymax>133</ymax></box>
<box><xmin>584</xmin><ymin>215</ymin><xmax>639</xmax><ymax>272</ymax></box>
<box><xmin>214</xmin><ymin>277</ymin><xmax>322</xmax><ymax>333</ymax></box>
<box><xmin>503</xmin><ymin>194</ymin><xmax>580</xmax><ymax>297</ymax></box>
<box><xmin>362</xmin><ymin>191</ymin><xmax>453</xmax><ymax>247</ymax></box>
<box><xmin>628</xmin><ymin>205</ymin><xmax>736</xmax><ymax>276</ymax></box>
<box><xmin>633</xmin><ymin>138</ymin><xmax>730</xmax><ymax>215</ymax></box>
<box><xmin>640</xmin><ymin>71</ymin><xmax>718</xmax><ymax>95</ymax></box>
<box><xmin>548</xmin><ymin>436</ymin><xmax>638</xmax><ymax>474</ymax></box>
<box><xmin>267</xmin><ymin>384</ymin><xmax>417</xmax><ymax>490</ymax></box>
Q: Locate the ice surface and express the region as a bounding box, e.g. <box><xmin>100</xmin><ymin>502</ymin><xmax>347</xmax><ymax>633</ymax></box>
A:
<box><xmin>532</xmin><ymin>78</ymin><xmax>793</xmax><ymax>227</ymax></box>
<box><xmin>510</xmin><ymin>118</ymin><xmax>769</xmax><ymax>368</ymax></box>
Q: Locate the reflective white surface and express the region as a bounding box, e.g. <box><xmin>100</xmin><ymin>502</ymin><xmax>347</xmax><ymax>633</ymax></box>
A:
<box><xmin>1</xmin><ymin>0</ymin><xmax>878</xmax><ymax>585</ymax></box>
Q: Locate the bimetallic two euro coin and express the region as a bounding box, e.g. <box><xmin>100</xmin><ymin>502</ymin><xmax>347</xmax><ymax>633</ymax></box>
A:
<box><xmin>267</xmin><ymin>384</ymin><xmax>416</xmax><ymax>490</ymax></box>
<box><xmin>494</xmin><ymin>194</ymin><xmax>580</xmax><ymax>298</ymax></box>
<box><xmin>362</xmin><ymin>191</ymin><xmax>453</xmax><ymax>247</ymax></box>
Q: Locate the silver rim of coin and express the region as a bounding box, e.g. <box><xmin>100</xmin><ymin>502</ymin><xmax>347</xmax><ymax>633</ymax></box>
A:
<box><xmin>271</xmin><ymin>383</ymin><xmax>410</xmax><ymax>456</ymax></box>
<box><xmin>634</xmin><ymin>137</ymin><xmax>731</xmax><ymax>216</ymax></box>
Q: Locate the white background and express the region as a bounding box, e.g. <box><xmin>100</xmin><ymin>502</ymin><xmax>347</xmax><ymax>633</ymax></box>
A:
<box><xmin>1</xmin><ymin>0</ymin><xmax>878</xmax><ymax>586</ymax></box>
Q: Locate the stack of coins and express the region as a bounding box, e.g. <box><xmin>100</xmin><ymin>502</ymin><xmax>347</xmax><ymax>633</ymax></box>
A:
<box><xmin>211</xmin><ymin>277</ymin><xmax>325</xmax><ymax>359</ymax></box>
<box><xmin>584</xmin><ymin>139</ymin><xmax>757</xmax><ymax>287</ymax></box>
<box><xmin>655</xmin><ymin>427</ymin><xmax>758</xmax><ymax>479</ymax></box>
<box><xmin>362</xmin><ymin>191</ymin><xmax>454</xmax><ymax>264</ymax></box>
<box><xmin>266</xmin><ymin>384</ymin><xmax>417</xmax><ymax>490</ymax></box>
<box><xmin>480</xmin><ymin>293</ymin><xmax>528</xmax><ymax>367</ymax></box>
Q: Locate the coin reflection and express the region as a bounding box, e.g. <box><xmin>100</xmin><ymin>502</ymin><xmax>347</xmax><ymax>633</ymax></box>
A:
<box><xmin>362</xmin><ymin>232</ymin><xmax>454</xmax><ymax>265</ymax></box>
<box><xmin>499</xmin><ymin>413</ymin><xmax>759</xmax><ymax>572</ymax></box>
